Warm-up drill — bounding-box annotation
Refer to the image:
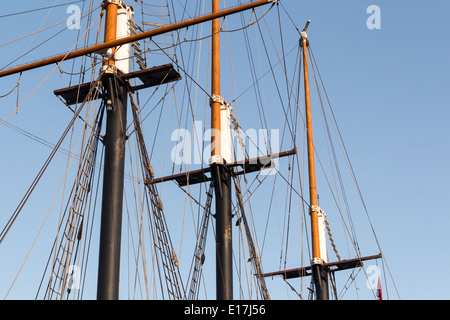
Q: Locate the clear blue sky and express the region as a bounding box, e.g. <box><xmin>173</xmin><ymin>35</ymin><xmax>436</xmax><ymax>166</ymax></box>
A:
<box><xmin>0</xmin><ymin>0</ymin><xmax>449</xmax><ymax>300</ymax></box>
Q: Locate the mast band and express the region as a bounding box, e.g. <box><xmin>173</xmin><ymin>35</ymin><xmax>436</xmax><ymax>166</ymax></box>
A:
<box><xmin>309</xmin><ymin>205</ymin><xmax>323</xmax><ymax>216</ymax></box>
<box><xmin>311</xmin><ymin>257</ymin><xmax>324</xmax><ymax>265</ymax></box>
<box><xmin>209</xmin><ymin>94</ymin><xmax>225</xmax><ymax>106</ymax></box>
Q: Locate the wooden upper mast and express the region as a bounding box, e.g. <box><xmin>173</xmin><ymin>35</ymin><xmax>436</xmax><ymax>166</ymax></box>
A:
<box><xmin>261</xmin><ymin>21</ymin><xmax>382</xmax><ymax>300</ymax></box>
<box><xmin>102</xmin><ymin>0</ymin><xmax>118</xmax><ymax>69</ymax></box>
<box><xmin>211</xmin><ymin>0</ymin><xmax>222</xmax><ymax>161</ymax></box>
<box><xmin>300</xmin><ymin>22</ymin><xmax>330</xmax><ymax>300</ymax></box>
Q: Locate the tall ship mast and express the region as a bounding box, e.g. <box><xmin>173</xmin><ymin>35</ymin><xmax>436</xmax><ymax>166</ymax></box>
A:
<box><xmin>0</xmin><ymin>0</ymin><xmax>397</xmax><ymax>301</ymax></box>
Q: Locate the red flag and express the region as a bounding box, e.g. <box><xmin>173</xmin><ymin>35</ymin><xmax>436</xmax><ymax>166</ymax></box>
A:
<box><xmin>377</xmin><ymin>275</ymin><xmax>382</xmax><ymax>300</ymax></box>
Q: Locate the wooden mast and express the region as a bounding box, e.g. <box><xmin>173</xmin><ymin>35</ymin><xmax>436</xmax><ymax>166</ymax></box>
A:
<box><xmin>301</xmin><ymin>21</ymin><xmax>329</xmax><ymax>300</ymax></box>
<box><xmin>211</xmin><ymin>0</ymin><xmax>221</xmax><ymax>159</ymax></box>
<box><xmin>259</xmin><ymin>22</ymin><xmax>383</xmax><ymax>300</ymax></box>
<box><xmin>210</xmin><ymin>0</ymin><xmax>233</xmax><ymax>300</ymax></box>
<box><xmin>102</xmin><ymin>1</ymin><xmax>118</xmax><ymax>69</ymax></box>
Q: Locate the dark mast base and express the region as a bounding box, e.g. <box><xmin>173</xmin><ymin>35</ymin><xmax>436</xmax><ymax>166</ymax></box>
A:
<box><xmin>96</xmin><ymin>74</ymin><xmax>128</xmax><ymax>300</ymax></box>
<box><xmin>312</xmin><ymin>264</ymin><xmax>329</xmax><ymax>300</ymax></box>
<box><xmin>261</xmin><ymin>253</ymin><xmax>383</xmax><ymax>300</ymax></box>
<box><xmin>54</xmin><ymin>64</ymin><xmax>182</xmax><ymax>300</ymax></box>
<box><xmin>212</xmin><ymin>163</ymin><xmax>233</xmax><ymax>300</ymax></box>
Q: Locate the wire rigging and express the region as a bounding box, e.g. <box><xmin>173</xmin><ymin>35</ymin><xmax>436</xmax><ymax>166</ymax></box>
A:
<box><xmin>0</xmin><ymin>1</ymin><xmax>87</xmax><ymax>19</ymax></box>
<box><xmin>0</xmin><ymin>76</ymin><xmax>102</xmax><ymax>245</ymax></box>
<box><xmin>0</xmin><ymin>5</ymin><xmax>102</xmax><ymax>72</ymax></box>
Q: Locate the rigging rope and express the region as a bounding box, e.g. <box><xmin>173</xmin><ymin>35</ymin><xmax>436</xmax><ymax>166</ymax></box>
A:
<box><xmin>129</xmin><ymin>89</ymin><xmax>185</xmax><ymax>300</ymax></box>
<box><xmin>42</xmin><ymin>91</ymin><xmax>103</xmax><ymax>299</ymax></box>
<box><xmin>186</xmin><ymin>182</ymin><xmax>214</xmax><ymax>300</ymax></box>
<box><xmin>0</xmin><ymin>75</ymin><xmax>102</xmax><ymax>245</ymax></box>
<box><xmin>0</xmin><ymin>5</ymin><xmax>102</xmax><ymax>71</ymax></box>
<box><xmin>0</xmin><ymin>73</ymin><xmax>21</xmax><ymax>98</ymax></box>
<box><xmin>0</xmin><ymin>8</ymin><xmax>103</xmax><ymax>129</ymax></box>
<box><xmin>233</xmin><ymin>174</ymin><xmax>270</xmax><ymax>300</ymax></box>
<box><xmin>0</xmin><ymin>1</ymin><xmax>87</xmax><ymax>19</ymax></box>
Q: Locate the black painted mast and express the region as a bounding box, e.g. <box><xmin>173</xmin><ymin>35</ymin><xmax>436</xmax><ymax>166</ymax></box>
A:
<box><xmin>96</xmin><ymin>1</ymin><xmax>127</xmax><ymax>300</ymax></box>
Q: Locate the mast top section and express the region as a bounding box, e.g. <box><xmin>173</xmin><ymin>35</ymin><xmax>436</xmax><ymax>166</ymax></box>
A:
<box><xmin>300</xmin><ymin>20</ymin><xmax>311</xmax><ymax>45</ymax></box>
